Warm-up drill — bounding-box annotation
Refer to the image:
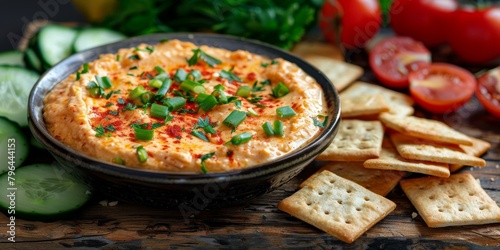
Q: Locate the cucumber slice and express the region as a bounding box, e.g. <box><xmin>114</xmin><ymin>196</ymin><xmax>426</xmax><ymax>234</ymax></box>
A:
<box><xmin>0</xmin><ymin>66</ymin><xmax>40</xmax><ymax>127</ymax></box>
<box><xmin>23</xmin><ymin>48</ymin><xmax>43</xmax><ymax>73</ymax></box>
<box><xmin>0</xmin><ymin>163</ymin><xmax>92</xmax><ymax>221</ymax></box>
<box><xmin>0</xmin><ymin>117</ymin><xmax>29</xmax><ymax>174</ymax></box>
<box><xmin>0</xmin><ymin>51</ymin><xmax>24</xmax><ymax>67</ymax></box>
<box><xmin>37</xmin><ymin>24</ymin><xmax>79</xmax><ymax>67</ymax></box>
<box><xmin>73</xmin><ymin>27</ymin><xmax>127</xmax><ymax>52</ymax></box>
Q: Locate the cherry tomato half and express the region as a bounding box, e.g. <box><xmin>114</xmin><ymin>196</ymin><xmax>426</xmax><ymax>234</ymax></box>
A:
<box><xmin>369</xmin><ymin>37</ymin><xmax>431</xmax><ymax>88</ymax></box>
<box><xmin>476</xmin><ymin>68</ymin><xmax>500</xmax><ymax>117</ymax></box>
<box><xmin>409</xmin><ymin>63</ymin><xmax>476</xmax><ymax>113</ymax></box>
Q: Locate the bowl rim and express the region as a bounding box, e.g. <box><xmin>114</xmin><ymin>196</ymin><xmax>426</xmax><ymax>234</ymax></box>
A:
<box><xmin>28</xmin><ymin>32</ymin><xmax>341</xmax><ymax>183</ymax></box>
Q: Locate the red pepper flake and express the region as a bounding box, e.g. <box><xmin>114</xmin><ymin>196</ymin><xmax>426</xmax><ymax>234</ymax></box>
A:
<box><xmin>166</xmin><ymin>124</ymin><xmax>183</xmax><ymax>138</ymax></box>
<box><xmin>247</xmin><ymin>72</ymin><xmax>256</xmax><ymax>81</ymax></box>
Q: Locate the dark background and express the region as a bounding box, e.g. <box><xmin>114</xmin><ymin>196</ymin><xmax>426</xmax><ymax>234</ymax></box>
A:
<box><xmin>1</xmin><ymin>1</ymin><xmax>84</xmax><ymax>51</ymax></box>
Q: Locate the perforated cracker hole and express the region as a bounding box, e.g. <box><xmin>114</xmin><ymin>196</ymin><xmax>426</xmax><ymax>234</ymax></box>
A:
<box><xmin>345</xmin><ymin>220</ymin><xmax>352</xmax><ymax>224</ymax></box>
<box><xmin>458</xmin><ymin>178</ymin><xmax>464</xmax><ymax>184</ymax></box>
<box><xmin>346</xmin><ymin>189</ymin><xmax>352</xmax><ymax>194</ymax></box>
<box><xmin>355</xmin><ymin>207</ymin><xmax>361</xmax><ymax>212</ymax></box>
<box><xmin>364</xmin><ymin>197</ymin><xmax>370</xmax><ymax>201</ymax></box>
<box><xmin>429</xmin><ymin>195</ymin><xmax>435</xmax><ymax>200</ymax></box>
<box><xmin>337</xmin><ymin>200</ymin><xmax>343</xmax><ymax>205</ymax></box>
<box><xmin>438</xmin><ymin>208</ymin><xmax>444</xmax><ymax>212</ymax></box>
<box><xmin>329</xmin><ymin>179</ymin><xmax>336</xmax><ymax>184</ymax></box>
<box><xmin>458</xmin><ymin>206</ymin><xmax>464</xmax><ymax>212</ymax></box>
<box><xmin>469</xmin><ymin>192</ymin><xmax>475</xmax><ymax>196</ymax></box>
<box><xmin>346</xmin><ymin>125</ymin><xmax>353</xmax><ymax>130</ymax></box>
<box><xmin>366</xmin><ymin>127</ymin><xmax>374</xmax><ymax>132</ymax></box>
<box><xmin>306</xmin><ymin>201</ymin><xmax>312</xmax><ymax>206</ymax></box>
<box><xmin>479</xmin><ymin>205</ymin><xmax>486</xmax><ymax>211</ymax></box>
<box><xmin>318</xmin><ymin>191</ymin><xmax>324</xmax><ymax>196</ymax></box>
<box><xmin>448</xmin><ymin>194</ymin><xmax>456</xmax><ymax>199</ymax></box>
<box><xmin>324</xmin><ymin>210</ymin><xmax>330</xmax><ymax>215</ymax></box>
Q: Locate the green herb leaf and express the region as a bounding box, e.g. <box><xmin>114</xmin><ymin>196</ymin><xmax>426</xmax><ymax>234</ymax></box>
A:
<box><xmin>220</xmin><ymin>67</ymin><xmax>242</xmax><ymax>83</ymax></box>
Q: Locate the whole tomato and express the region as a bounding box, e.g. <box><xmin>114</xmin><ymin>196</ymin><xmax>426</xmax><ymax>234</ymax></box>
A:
<box><xmin>319</xmin><ymin>0</ymin><xmax>382</xmax><ymax>49</ymax></box>
<box><xmin>389</xmin><ymin>0</ymin><xmax>457</xmax><ymax>47</ymax></box>
<box><xmin>448</xmin><ymin>7</ymin><xmax>500</xmax><ymax>64</ymax></box>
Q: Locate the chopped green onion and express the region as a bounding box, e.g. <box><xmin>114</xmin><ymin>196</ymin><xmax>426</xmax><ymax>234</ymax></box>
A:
<box><xmin>164</xmin><ymin>97</ymin><xmax>186</xmax><ymax>111</ymax></box>
<box><xmin>272</xmin><ymin>82</ymin><xmax>290</xmax><ymax>98</ymax></box>
<box><xmin>174</xmin><ymin>68</ymin><xmax>187</xmax><ymax>82</ymax></box>
<box><xmin>223</xmin><ymin>110</ymin><xmax>247</xmax><ymax>128</ymax></box>
<box><xmin>155</xmin><ymin>78</ymin><xmax>172</xmax><ymax>99</ymax></box>
<box><xmin>129</xmin><ymin>86</ymin><xmax>148</xmax><ymax>104</ymax></box>
<box><xmin>89</xmin><ymin>87</ymin><xmax>104</xmax><ymax>98</ymax></box>
<box><xmin>148</xmin><ymin>78</ymin><xmax>162</xmax><ymax>89</ymax></box>
<box><xmin>262</xmin><ymin>122</ymin><xmax>274</xmax><ymax>136</ymax></box>
<box><xmin>180</xmin><ymin>79</ymin><xmax>205</xmax><ymax>94</ymax></box>
<box><xmin>187</xmin><ymin>70</ymin><xmax>202</xmax><ymax>81</ymax></box>
<box><xmin>195</xmin><ymin>93</ymin><xmax>210</xmax><ymax>104</ymax></box>
<box><xmin>112</xmin><ymin>157</ymin><xmax>125</xmax><ymax>165</ymax></box>
<box><xmin>155</xmin><ymin>66</ymin><xmax>166</xmax><ymax>74</ymax></box>
<box><xmin>276</xmin><ymin>106</ymin><xmax>297</xmax><ymax>118</ymax></box>
<box><xmin>150</xmin><ymin>103</ymin><xmax>169</xmax><ymax>118</ymax></box>
<box><xmin>140</xmin><ymin>92</ymin><xmax>154</xmax><ymax>104</ymax></box>
<box><xmin>116</xmin><ymin>54</ymin><xmax>121</xmax><ymax>61</ymax></box>
<box><xmin>135</xmin><ymin>128</ymin><xmax>154</xmax><ymax>141</ymax></box>
<box><xmin>236</xmin><ymin>86</ymin><xmax>252</xmax><ymax>97</ymax></box>
<box><xmin>247</xmin><ymin>108</ymin><xmax>258</xmax><ymax>117</ymax></box>
<box><xmin>199</xmin><ymin>95</ymin><xmax>218</xmax><ymax>112</ymax></box>
<box><xmin>81</xmin><ymin>63</ymin><xmax>89</xmax><ymax>74</ymax></box>
<box><xmin>191</xmin><ymin>130</ymin><xmax>209</xmax><ymax>142</ymax></box>
<box><xmin>96</xmin><ymin>75</ymin><xmax>113</xmax><ymax>89</ymax></box>
<box><xmin>87</xmin><ymin>81</ymin><xmax>98</xmax><ymax>89</ymax></box>
<box><xmin>274</xmin><ymin>120</ymin><xmax>284</xmax><ymax>137</ymax></box>
<box><xmin>136</xmin><ymin>146</ymin><xmax>148</xmax><ymax>162</ymax></box>
<box><xmin>227</xmin><ymin>132</ymin><xmax>252</xmax><ymax>145</ymax></box>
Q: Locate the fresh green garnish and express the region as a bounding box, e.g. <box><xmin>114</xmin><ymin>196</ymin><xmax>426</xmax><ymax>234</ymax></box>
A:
<box><xmin>262</xmin><ymin>121</ymin><xmax>274</xmax><ymax>136</ymax></box>
<box><xmin>271</xmin><ymin>82</ymin><xmax>289</xmax><ymax>98</ymax></box>
<box><xmin>134</xmin><ymin>128</ymin><xmax>154</xmax><ymax>141</ymax></box>
<box><xmin>236</xmin><ymin>86</ymin><xmax>252</xmax><ymax>98</ymax></box>
<box><xmin>274</xmin><ymin>120</ymin><xmax>284</xmax><ymax>137</ymax></box>
<box><xmin>94</xmin><ymin>124</ymin><xmax>114</xmax><ymax>137</ymax></box>
<box><xmin>195</xmin><ymin>117</ymin><xmax>216</xmax><ymax>134</ymax></box>
<box><xmin>223</xmin><ymin>110</ymin><xmax>246</xmax><ymax>128</ymax></box>
<box><xmin>312</xmin><ymin>115</ymin><xmax>328</xmax><ymax>129</ymax></box>
<box><xmin>200</xmin><ymin>152</ymin><xmax>216</xmax><ymax>174</ymax></box>
<box><xmin>187</xmin><ymin>48</ymin><xmax>221</xmax><ymax>67</ymax></box>
<box><xmin>276</xmin><ymin>106</ymin><xmax>296</xmax><ymax>118</ymax></box>
<box><xmin>136</xmin><ymin>146</ymin><xmax>148</xmax><ymax>163</ymax></box>
<box><xmin>190</xmin><ymin>130</ymin><xmax>209</xmax><ymax>142</ymax></box>
<box><xmin>226</xmin><ymin>132</ymin><xmax>252</xmax><ymax>145</ymax></box>
<box><xmin>150</xmin><ymin>103</ymin><xmax>170</xmax><ymax>119</ymax></box>
<box><xmin>220</xmin><ymin>67</ymin><xmax>242</xmax><ymax>83</ymax></box>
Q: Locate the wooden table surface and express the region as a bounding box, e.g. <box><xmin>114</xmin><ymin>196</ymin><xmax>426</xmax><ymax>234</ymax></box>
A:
<box><xmin>1</xmin><ymin>43</ymin><xmax>499</xmax><ymax>250</ymax></box>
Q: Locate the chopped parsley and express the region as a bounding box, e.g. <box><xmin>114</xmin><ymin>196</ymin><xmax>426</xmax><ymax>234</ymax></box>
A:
<box><xmin>122</xmin><ymin>103</ymin><xmax>138</xmax><ymax>111</ymax></box>
<box><xmin>129</xmin><ymin>66</ymin><xmax>138</xmax><ymax>70</ymax></box>
<box><xmin>195</xmin><ymin>117</ymin><xmax>216</xmax><ymax>134</ymax></box>
<box><xmin>117</xmin><ymin>98</ymin><xmax>126</xmax><ymax>105</ymax></box>
<box><xmin>187</xmin><ymin>48</ymin><xmax>221</xmax><ymax>67</ymax></box>
<box><xmin>108</xmin><ymin>110</ymin><xmax>119</xmax><ymax>116</ymax></box>
<box><xmin>105</xmin><ymin>90</ymin><xmax>121</xmax><ymax>99</ymax></box>
<box><xmin>312</xmin><ymin>115</ymin><xmax>328</xmax><ymax>129</ymax></box>
<box><xmin>128</xmin><ymin>55</ymin><xmax>140</xmax><ymax>60</ymax></box>
<box><xmin>94</xmin><ymin>124</ymin><xmax>115</xmax><ymax>137</ymax></box>
<box><xmin>220</xmin><ymin>67</ymin><xmax>242</xmax><ymax>83</ymax></box>
<box><xmin>200</xmin><ymin>152</ymin><xmax>216</xmax><ymax>174</ymax></box>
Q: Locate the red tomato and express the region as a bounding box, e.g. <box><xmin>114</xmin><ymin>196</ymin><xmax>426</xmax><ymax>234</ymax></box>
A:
<box><xmin>448</xmin><ymin>7</ymin><xmax>500</xmax><ymax>64</ymax></box>
<box><xmin>389</xmin><ymin>0</ymin><xmax>457</xmax><ymax>47</ymax></box>
<box><xmin>369</xmin><ymin>37</ymin><xmax>431</xmax><ymax>88</ymax></box>
<box><xmin>409</xmin><ymin>63</ymin><xmax>476</xmax><ymax>113</ymax></box>
<box><xmin>476</xmin><ymin>68</ymin><xmax>500</xmax><ymax>117</ymax></box>
<box><xmin>319</xmin><ymin>0</ymin><xmax>382</xmax><ymax>49</ymax></box>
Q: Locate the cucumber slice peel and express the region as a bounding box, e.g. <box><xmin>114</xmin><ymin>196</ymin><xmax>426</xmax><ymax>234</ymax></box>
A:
<box><xmin>0</xmin><ymin>66</ymin><xmax>39</xmax><ymax>127</ymax></box>
<box><xmin>0</xmin><ymin>117</ymin><xmax>29</xmax><ymax>174</ymax></box>
<box><xmin>0</xmin><ymin>163</ymin><xmax>92</xmax><ymax>221</ymax></box>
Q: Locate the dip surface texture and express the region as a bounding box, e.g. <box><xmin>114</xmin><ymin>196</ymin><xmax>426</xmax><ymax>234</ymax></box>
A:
<box><xmin>43</xmin><ymin>40</ymin><xmax>327</xmax><ymax>173</ymax></box>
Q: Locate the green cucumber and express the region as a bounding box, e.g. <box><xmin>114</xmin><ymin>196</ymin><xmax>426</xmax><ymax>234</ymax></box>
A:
<box><xmin>0</xmin><ymin>65</ymin><xmax>40</xmax><ymax>127</ymax></box>
<box><xmin>37</xmin><ymin>24</ymin><xmax>79</xmax><ymax>67</ymax></box>
<box><xmin>0</xmin><ymin>163</ymin><xmax>92</xmax><ymax>221</ymax></box>
<box><xmin>73</xmin><ymin>27</ymin><xmax>127</xmax><ymax>52</ymax></box>
<box><xmin>0</xmin><ymin>51</ymin><xmax>24</xmax><ymax>67</ymax></box>
<box><xmin>23</xmin><ymin>48</ymin><xmax>43</xmax><ymax>73</ymax></box>
<box><xmin>0</xmin><ymin>117</ymin><xmax>29</xmax><ymax>174</ymax></box>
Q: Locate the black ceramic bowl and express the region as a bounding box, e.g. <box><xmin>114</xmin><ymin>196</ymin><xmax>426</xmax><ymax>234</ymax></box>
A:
<box><xmin>29</xmin><ymin>33</ymin><xmax>340</xmax><ymax>209</ymax></box>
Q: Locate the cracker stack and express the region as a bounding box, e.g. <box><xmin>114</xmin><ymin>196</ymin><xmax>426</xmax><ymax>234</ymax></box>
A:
<box><xmin>277</xmin><ymin>71</ymin><xmax>497</xmax><ymax>242</ymax></box>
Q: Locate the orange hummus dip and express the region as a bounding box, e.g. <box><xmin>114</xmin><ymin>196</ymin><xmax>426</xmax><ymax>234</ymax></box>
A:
<box><xmin>43</xmin><ymin>40</ymin><xmax>328</xmax><ymax>173</ymax></box>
